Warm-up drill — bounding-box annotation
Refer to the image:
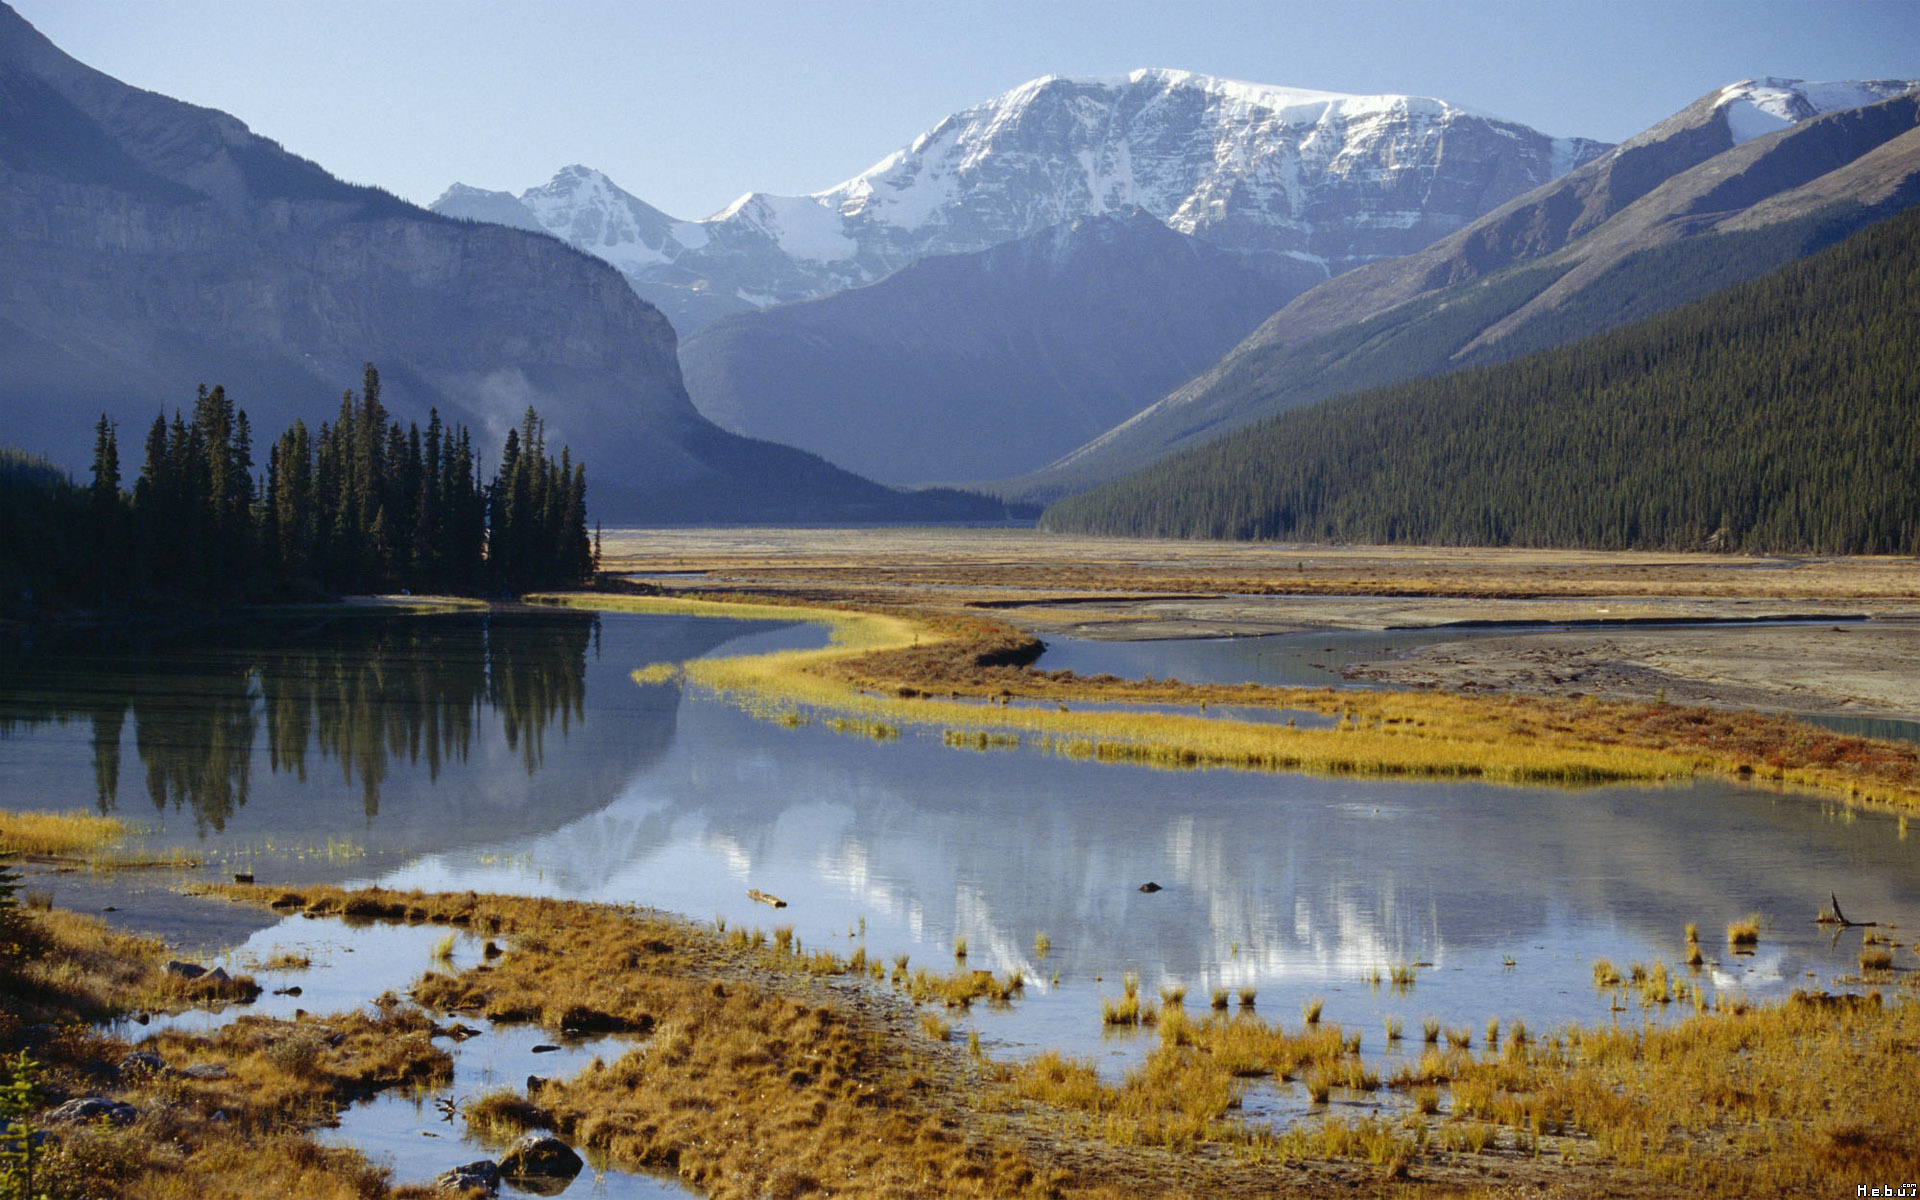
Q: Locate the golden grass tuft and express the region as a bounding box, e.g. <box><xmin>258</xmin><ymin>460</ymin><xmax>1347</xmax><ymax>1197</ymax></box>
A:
<box><xmin>1728</xmin><ymin>914</ymin><xmax>1762</xmax><ymax>948</ymax></box>
<box><xmin>0</xmin><ymin>808</ymin><xmax>127</xmax><ymax>856</ymax></box>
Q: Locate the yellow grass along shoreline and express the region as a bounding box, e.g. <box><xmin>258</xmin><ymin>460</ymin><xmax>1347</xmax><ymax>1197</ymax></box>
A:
<box><xmin>532</xmin><ymin>592</ymin><xmax>1920</xmax><ymax>808</ymax></box>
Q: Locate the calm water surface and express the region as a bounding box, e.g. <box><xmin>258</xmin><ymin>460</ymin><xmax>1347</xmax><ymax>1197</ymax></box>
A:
<box><xmin>5</xmin><ymin>609</ymin><xmax>1917</xmax><ymax>1122</ymax></box>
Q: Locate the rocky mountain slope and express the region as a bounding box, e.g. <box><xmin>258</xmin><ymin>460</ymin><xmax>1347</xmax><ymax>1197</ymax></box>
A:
<box><xmin>676</xmin><ymin>209</ymin><xmax>1317</xmax><ymax>484</ymax></box>
<box><xmin>1015</xmin><ymin>78</ymin><xmax>1920</xmax><ymax>500</ymax></box>
<box><xmin>0</xmin><ymin>3</ymin><xmax>1001</xmax><ymax>523</ymax></box>
<box><xmin>435</xmin><ymin>69</ymin><xmax>1609</xmax><ymax>335</ymax></box>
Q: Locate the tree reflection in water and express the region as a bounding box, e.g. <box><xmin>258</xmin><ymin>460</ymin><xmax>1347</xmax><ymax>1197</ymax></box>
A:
<box><xmin>0</xmin><ymin>611</ymin><xmax>595</xmax><ymax>833</ymax></box>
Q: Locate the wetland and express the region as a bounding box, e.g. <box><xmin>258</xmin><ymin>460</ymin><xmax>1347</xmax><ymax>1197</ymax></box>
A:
<box><xmin>4</xmin><ymin>532</ymin><xmax>1920</xmax><ymax>1196</ymax></box>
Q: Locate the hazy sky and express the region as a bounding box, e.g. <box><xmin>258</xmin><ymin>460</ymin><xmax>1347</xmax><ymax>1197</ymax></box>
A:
<box><xmin>14</xmin><ymin>0</ymin><xmax>1919</xmax><ymax>220</ymax></box>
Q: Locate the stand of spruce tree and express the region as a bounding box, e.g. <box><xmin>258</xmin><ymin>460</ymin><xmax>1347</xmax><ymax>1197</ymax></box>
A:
<box><xmin>1</xmin><ymin>366</ymin><xmax>594</xmax><ymax>612</ymax></box>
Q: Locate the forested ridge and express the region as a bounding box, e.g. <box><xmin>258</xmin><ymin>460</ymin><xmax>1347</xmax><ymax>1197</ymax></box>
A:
<box><xmin>2</xmin><ymin>366</ymin><xmax>593</xmax><ymax>612</ymax></box>
<box><xmin>1042</xmin><ymin>203</ymin><xmax>1920</xmax><ymax>553</ymax></box>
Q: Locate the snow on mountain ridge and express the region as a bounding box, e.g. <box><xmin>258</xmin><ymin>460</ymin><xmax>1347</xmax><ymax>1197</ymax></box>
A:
<box><xmin>1714</xmin><ymin>77</ymin><xmax>1920</xmax><ymax>144</ymax></box>
<box><xmin>799</xmin><ymin>68</ymin><xmax>1584</xmax><ymax>265</ymax></box>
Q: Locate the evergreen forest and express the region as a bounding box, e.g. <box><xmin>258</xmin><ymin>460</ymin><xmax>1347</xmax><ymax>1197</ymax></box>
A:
<box><xmin>1</xmin><ymin>366</ymin><xmax>594</xmax><ymax>611</ymax></box>
<box><xmin>1042</xmin><ymin>204</ymin><xmax>1920</xmax><ymax>553</ymax></box>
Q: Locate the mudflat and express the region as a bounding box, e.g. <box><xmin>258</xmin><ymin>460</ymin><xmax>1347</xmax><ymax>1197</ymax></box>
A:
<box><xmin>600</xmin><ymin>526</ymin><xmax>1920</xmax><ymax>720</ymax></box>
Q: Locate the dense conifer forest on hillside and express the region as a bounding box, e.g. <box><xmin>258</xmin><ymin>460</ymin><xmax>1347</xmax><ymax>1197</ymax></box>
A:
<box><xmin>1</xmin><ymin>366</ymin><xmax>594</xmax><ymax>612</ymax></box>
<box><xmin>1042</xmin><ymin>204</ymin><xmax>1920</xmax><ymax>553</ymax></box>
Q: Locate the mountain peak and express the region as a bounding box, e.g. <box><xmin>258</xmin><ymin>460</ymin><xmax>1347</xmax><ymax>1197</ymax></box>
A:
<box><xmin>441</xmin><ymin>70</ymin><xmax>1611</xmax><ymax>334</ymax></box>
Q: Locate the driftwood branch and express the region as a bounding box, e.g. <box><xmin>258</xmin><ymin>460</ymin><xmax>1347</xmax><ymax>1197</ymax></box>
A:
<box><xmin>1816</xmin><ymin>892</ymin><xmax>1877</xmax><ymax>927</ymax></box>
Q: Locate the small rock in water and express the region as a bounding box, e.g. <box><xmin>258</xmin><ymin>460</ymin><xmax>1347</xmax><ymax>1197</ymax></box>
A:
<box><xmin>164</xmin><ymin>960</ymin><xmax>206</xmax><ymax>979</ymax></box>
<box><xmin>1137</xmin><ymin>881</ymin><xmax>1163</xmax><ymax>893</ymax></box>
<box><xmin>434</xmin><ymin>1160</ymin><xmax>499</xmax><ymax>1196</ymax></box>
<box><xmin>529</xmin><ymin>1044</ymin><xmax>561</xmax><ymax>1054</ymax></box>
<box><xmin>498</xmin><ymin>1132</ymin><xmax>584</xmax><ymax>1185</ymax></box>
<box><xmin>272</xmin><ymin>986</ymin><xmax>302</xmax><ymax>997</ymax></box>
<box><xmin>526</xmin><ymin>1075</ymin><xmax>547</xmax><ymax>1092</ymax></box>
<box><xmin>232</xmin><ymin>872</ymin><xmax>254</xmax><ymax>884</ymax></box>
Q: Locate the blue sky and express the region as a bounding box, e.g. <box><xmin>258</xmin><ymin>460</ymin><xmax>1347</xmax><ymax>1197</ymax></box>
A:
<box><xmin>14</xmin><ymin>0</ymin><xmax>1918</xmax><ymax>220</ymax></box>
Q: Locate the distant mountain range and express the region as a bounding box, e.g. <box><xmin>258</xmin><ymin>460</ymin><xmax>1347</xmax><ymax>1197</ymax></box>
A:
<box><xmin>434</xmin><ymin>70</ymin><xmax>1609</xmax><ymax>335</ymax></box>
<box><xmin>437</xmin><ymin>70</ymin><xmax>1614</xmax><ymax>486</ymax></box>
<box><xmin>1012</xmin><ymin>77</ymin><xmax>1920</xmax><ymax>501</ymax></box>
<box><xmin>0</xmin><ymin>3</ymin><xmax>1006</xmax><ymax>523</ymax></box>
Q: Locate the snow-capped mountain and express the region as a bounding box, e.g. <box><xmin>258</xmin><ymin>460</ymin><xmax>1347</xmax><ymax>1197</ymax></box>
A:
<box><xmin>1012</xmin><ymin>78</ymin><xmax>1920</xmax><ymax>501</ymax></box>
<box><xmin>434</xmin><ymin>69</ymin><xmax>1611</xmax><ymax>333</ymax></box>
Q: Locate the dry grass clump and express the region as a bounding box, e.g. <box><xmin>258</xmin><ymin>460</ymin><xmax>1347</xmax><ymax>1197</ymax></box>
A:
<box><xmin>0</xmin><ymin>905</ymin><xmax>202</xmax><ymax>1024</ymax></box>
<box><xmin>1421</xmin><ymin>991</ymin><xmax>1920</xmax><ymax>1192</ymax></box>
<box><xmin>1728</xmin><ymin>914</ymin><xmax>1763</xmax><ymax>949</ymax></box>
<box><xmin>0</xmin><ymin>808</ymin><xmax>127</xmax><ymax>856</ymax></box>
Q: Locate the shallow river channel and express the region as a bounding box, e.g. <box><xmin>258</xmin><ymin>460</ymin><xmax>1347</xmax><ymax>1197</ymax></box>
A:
<box><xmin>4</xmin><ymin>607</ymin><xmax>1916</xmax><ymax>1193</ymax></box>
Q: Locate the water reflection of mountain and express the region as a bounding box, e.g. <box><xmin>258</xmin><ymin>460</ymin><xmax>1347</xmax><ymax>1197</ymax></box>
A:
<box><xmin>0</xmin><ymin>612</ymin><xmax>796</xmax><ymax>872</ymax></box>
<box><xmin>536</xmin><ymin>695</ymin><xmax>1920</xmax><ymax>985</ymax></box>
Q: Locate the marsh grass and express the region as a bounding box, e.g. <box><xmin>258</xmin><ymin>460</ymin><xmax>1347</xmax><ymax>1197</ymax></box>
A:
<box><xmin>1417</xmin><ymin>991</ymin><xmax>1920</xmax><ymax>1191</ymax></box>
<box><xmin>0</xmin><ymin>809</ymin><xmax>126</xmax><ymax>856</ymax></box>
<box><xmin>150</xmin><ymin>871</ymin><xmax>1920</xmax><ymax>1197</ymax></box>
<box><xmin>206</xmin><ymin>883</ymin><xmax>1057</xmax><ymax>1198</ymax></box>
<box><xmin>568</xmin><ymin>596</ymin><xmax>1724</xmax><ymax>793</ymax></box>
<box><xmin>551</xmin><ymin>592</ymin><xmax>1920</xmax><ymax>812</ymax></box>
<box><xmin>0</xmin><ymin>900</ymin><xmax>449</xmax><ymax>1199</ymax></box>
<box><xmin>1728</xmin><ymin>914</ymin><xmax>1762</xmax><ymax>949</ymax></box>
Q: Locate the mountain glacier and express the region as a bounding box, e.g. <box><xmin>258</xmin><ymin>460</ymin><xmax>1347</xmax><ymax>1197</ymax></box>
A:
<box><xmin>434</xmin><ymin>69</ymin><xmax>1611</xmax><ymax>333</ymax></box>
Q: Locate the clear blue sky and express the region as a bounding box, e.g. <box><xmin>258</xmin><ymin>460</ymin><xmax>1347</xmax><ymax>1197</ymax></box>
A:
<box><xmin>13</xmin><ymin>0</ymin><xmax>1918</xmax><ymax>220</ymax></box>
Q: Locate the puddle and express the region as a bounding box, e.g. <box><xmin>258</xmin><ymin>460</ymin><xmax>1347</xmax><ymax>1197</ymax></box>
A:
<box><xmin>1235</xmin><ymin>1076</ymin><xmax>1415</xmax><ymax>1131</ymax></box>
<box><xmin>122</xmin><ymin>917</ymin><xmax>491</xmax><ymax>1037</ymax></box>
<box><xmin>320</xmin><ymin>1024</ymin><xmax>690</xmax><ymax>1198</ymax></box>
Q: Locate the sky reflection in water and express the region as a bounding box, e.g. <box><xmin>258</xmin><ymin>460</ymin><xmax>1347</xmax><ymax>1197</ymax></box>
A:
<box><xmin>5</xmin><ymin>610</ymin><xmax>1916</xmax><ymax>1079</ymax></box>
